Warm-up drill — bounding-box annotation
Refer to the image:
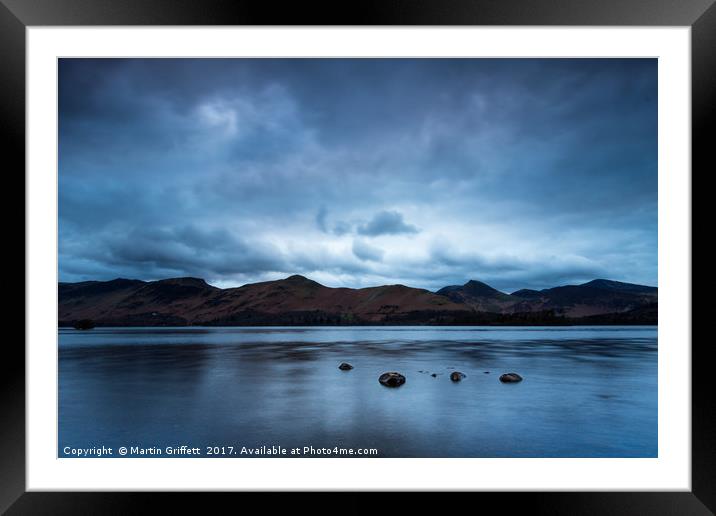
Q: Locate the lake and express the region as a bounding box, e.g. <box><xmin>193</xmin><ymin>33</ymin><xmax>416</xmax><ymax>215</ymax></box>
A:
<box><xmin>58</xmin><ymin>326</ymin><xmax>657</xmax><ymax>458</ymax></box>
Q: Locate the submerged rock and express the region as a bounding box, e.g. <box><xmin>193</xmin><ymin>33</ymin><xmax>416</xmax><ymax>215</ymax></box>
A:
<box><xmin>338</xmin><ymin>362</ymin><xmax>353</xmax><ymax>371</ymax></box>
<box><xmin>379</xmin><ymin>372</ymin><xmax>406</xmax><ymax>387</ymax></box>
<box><xmin>499</xmin><ymin>372</ymin><xmax>523</xmax><ymax>383</ymax></box>
<box><xmin>73</xmin><ymin>319</ymin><xmax>95</xmax><ymax>330</ymax></box>
<box><xmin>450</xmin><ymin>371</ymin><xmax>466</xmax><ymax>382</ymax></box>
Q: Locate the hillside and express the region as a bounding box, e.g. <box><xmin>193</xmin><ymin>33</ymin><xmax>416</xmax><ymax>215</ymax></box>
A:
<box><xmin>58</xmin><ymin>275</ymin><xmax>658</xmax><ymax>326</ymax></box>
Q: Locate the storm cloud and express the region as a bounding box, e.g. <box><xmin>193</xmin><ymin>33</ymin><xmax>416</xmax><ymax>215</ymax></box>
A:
<box><xmin>357</xmin><ymin>211</ymin><xmax>419</xmax><ymax>237</ymax></box>
<box><xmin>59</xmin><ymin>58</ymin><xmax>657</xmax><ymax>292</ymax></box>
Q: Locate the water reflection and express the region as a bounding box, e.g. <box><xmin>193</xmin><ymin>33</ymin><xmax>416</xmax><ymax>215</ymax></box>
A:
<box><xmin>59</xmin><ymin>326</ymin><xmax>657</xmax><ymax>457</ymax></box>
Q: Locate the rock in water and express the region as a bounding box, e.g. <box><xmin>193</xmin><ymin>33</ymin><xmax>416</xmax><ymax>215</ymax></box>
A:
<box><xmin>431</xmin><ymin>373</ymin><xmax>437</xmax><ymax>378</ymax></box>
<box><xmin>73</xmin><ymin>319</ymin><xmax>95</xmax><ymax>330</ymax></box>
<box><xmin>499</xmin><ymin>372</ymin><xmax>523</xmax><ymax>383</ymax></box>
<box><xmin>338</xmin><ymin>362</ymin><xmax>353</xmax><ymax>371</ymax></box>
<box><xmin>379</xmin><ymin>372</ymin><xmax>406</xmax><ymax>387</ymax></box>
<box><xmin>450</xmin><ymin>371</ymin><xmax>466</xmax><ymax>382</ymax></box>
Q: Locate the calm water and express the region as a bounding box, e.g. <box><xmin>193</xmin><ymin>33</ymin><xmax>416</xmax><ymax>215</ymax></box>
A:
<box><xmin>59</xmin><ymin>326</ymin><xmax>657</xmax><ymax>458</ymax></box>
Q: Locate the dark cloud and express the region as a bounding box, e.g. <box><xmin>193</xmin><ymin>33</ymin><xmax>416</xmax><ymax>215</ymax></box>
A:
<box><xmin>332</xmin><ymin>221</ymin><xmax>352</xmax><ymax>236</ymax></box>
<box><xmin>58</xmin><ymin>58</ymin><xmax>657</xmax><ymax>290</ymax></box>
<box><xmin>63</xmin><ymin>225</ymin><xmax>287</xmax><ymax>281</ymax></box>
<box><xmin>352</xmin><ymin>239</ymin><xmax>385</xmax><ymax>262</ymax></box>
<box><xmin>315</xmin><ymin>206</ymin><xmax>328</xmax><ymax>232</ymax></box>
<box><xmin>357</xmin><ymin>210</ymin><xmax>419</xmax><ymax>237</ymax></box>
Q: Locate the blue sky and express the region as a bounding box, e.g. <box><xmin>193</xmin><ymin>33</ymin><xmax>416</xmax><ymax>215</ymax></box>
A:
<box><xmin>58</xmin><ymin>58</ymin><xmax>657</xmax><ymax>292</ymax></box>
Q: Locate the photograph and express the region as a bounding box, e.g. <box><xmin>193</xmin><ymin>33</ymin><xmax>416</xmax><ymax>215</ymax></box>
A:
<box><xmin>57</xmin><ymin>57</ymin><xmax>658</xmax><ymax>459</ymax></box>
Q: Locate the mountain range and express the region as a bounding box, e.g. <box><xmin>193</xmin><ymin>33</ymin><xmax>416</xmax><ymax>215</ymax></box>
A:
<box><xmin>58</xmin><ymin>275</ymin><xmax>657</xmax><ymax>326</ymax></box>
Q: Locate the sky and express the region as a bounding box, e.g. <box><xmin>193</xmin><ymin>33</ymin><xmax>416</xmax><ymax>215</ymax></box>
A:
<box><xmin>58</xmin><ymin>58</ymin><xmax>657</xmax><ymax>293</ymax></box>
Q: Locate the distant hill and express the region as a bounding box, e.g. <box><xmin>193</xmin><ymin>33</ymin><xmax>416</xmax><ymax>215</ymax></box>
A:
<box><xmin>507</xmin><ymin>278</ymin><xmax>658</xmax><ymax>318</ymax></box>
<box><xmin>58</xmin><ymin>275</ymin><xmax>657</xmax><ymax>327</ymax></box>
<box><xmin>436</xmin><ymin>280</ymin><xmax>516</xmax><ymax>313</ymax></box>
<box><xmin>435</xmin><ymin>277</ymin><xmax>657</xmax><ymax>319</ymax></box>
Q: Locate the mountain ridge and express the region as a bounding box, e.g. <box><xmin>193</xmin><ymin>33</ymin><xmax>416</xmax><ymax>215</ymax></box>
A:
<box><xmin>58</xmin><ymin>275</ymin><xmax>658</xmax><ymax>327</ymax></box>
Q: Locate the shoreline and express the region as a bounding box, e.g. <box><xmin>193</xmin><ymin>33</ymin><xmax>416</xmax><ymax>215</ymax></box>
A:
<box><xmin>59</xmin><ymin>322</ymin><xmax>658</xmax><ymax>329</ymax></box>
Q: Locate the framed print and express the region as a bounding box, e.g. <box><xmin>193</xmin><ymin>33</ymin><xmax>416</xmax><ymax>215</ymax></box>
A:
<box><xmin>5</xmin><ymin>0</ymin><xmax>712</xmax><ymax>513</ymax></box>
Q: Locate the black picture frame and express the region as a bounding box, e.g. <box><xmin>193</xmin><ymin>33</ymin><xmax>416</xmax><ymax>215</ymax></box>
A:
<box><xmin>4</xmin><ymin>0</ymin><xmax>711</xmax><ymax>513</ymax></box>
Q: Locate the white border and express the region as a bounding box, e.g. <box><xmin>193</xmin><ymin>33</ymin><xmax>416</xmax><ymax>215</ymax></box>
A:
<box><xmin>26</xmin><ymin>27</ymin><xmax>691</xmax><ymax>491</ymax></box>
